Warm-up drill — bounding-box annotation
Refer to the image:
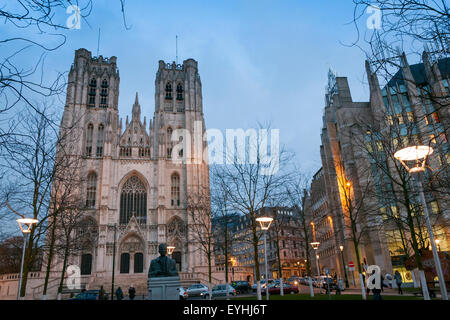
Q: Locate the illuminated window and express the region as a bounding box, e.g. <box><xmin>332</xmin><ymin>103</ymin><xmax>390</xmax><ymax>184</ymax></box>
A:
<box><xmin>397</xmin><ymin>114</ymin><xmax>404</xmax><ymax>124</ymax></box>
<box><xmin>431</xmin><ymin>112</ymin><xmax>440</xmax><ymax>123</ymax></box>
<box><xmin>430</xmin><ymin>201</ymin><xmax>439</xmax><ymax>214</ymax></box>
<box><xmin>406</xmin><ymin>112</ymin><xmax>414</xmax><ymax>122</ymax></box>
<box><xmin>430</xmin><ymin>134</ymin><xmax>436</xmax><ymax>144</ymax></box>
<box><xmin>391</xmin><ymin>206</ymin><xmax>399</xmax><ymax>218</ymax></box>
<box><xmin>387</xmin><ymin>115</ymin><xmax>394</xmax><ymax>126</ymax></box>
<box><xmin>393</xmin><ymin>138</ymin><xmax>399</xmax><ymax>148</ymax></box>
<box><xmin>380</xmin><ymin>208</ymin><xmax>388</xmax><ymax>220</ymax></box>
<box><xmin>376</xmin><ymin>141</ymin><xmax>383</xmax><ymax>151</ymax></box>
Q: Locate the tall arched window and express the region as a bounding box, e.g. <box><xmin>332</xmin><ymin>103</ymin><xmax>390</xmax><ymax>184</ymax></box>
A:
<box><xmin>176</xmin><ymin>83</ymin><xmax>183</xmax><ymax>100</ymax></box>
<box><xmin>120</xmin><ymin>253</ymin><xmax>130</xmax><ymax>273</ymax></box>
<box><xmin>100</xmin><ymin>79</ymin><xmax>108</xmax><ymax>108</ymax></box>
<box><xmin>120</xmin><ymin>176</ymin><xmax>147</xmax><ymax>225</ymax></box>
<box><xmin>80</xmin><ymin>254</ymin><xmax>92</xmax><ymax>275</ymax></box>
<box><xmin>134</xmin><ymin>252</ymin><xmax>143</xmax><ymax>273</ymax></box>
<box><xmin>96</xmin><ymin>124</ymin><xmax>104</xmax><ymax>157</ymax></box>
<box><xmin>86</xmin><ymin>172</ymin><xmax>97</xmax><ymax>208</ymax></box>
<box><xmin>165</xmin><ymin>82</ymin><xmax>172</xmax><ymax>99</ymax></box>
<box><xmin>88</xmin><ymin>78</ymin><xmax>97</xmax><ymax>107</ymax></box>
<box><xmin>171</xmin><ymin>173</ymin><xmax>180</xmax><ymax>207</ymax></box>
<box><xmin>86</xmin><ymin>123</ymin><xmax>93</xmax><ymax>156</ymax></box>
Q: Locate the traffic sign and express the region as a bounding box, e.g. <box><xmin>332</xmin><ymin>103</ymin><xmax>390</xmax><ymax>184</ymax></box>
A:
<box><xmin>348</xmin><ymin>261</ymin><xmax>354</xmax><ymax>268</ymax></box>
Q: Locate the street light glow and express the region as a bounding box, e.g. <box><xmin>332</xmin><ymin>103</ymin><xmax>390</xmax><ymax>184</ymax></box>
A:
<box><xmin>256</xmin><ymin>216</ymin><xmax>273</xmax><ymax>230</ymax></box>
<box><xmin>167</xmin><ymin>246</ymin><xmax>176</xmax><ymax>255</ymax></box>
<box><xmin>16</xmin><ymin>218</ymin><xmax>39</xmax><ymax>234</ymax></box>
<box><xmin>310</xmin><ymin>241</ymin><xmax>320</xmax><ymax>250</ymax></box>
<box><xmin>394</xmin><ymin>145</ymin><xmax>433</xmax><ymax>161</ymax></box>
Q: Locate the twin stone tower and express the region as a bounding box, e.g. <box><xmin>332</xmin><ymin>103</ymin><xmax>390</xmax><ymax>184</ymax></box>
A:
<box><xmin>55</xmin><ymin>48</ymin><xmax>210</xmax><ymax>296</ymax></box>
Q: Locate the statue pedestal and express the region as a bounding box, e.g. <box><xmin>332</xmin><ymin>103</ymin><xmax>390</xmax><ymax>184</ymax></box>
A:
<box><xmin>147</xmin><ymin>276</ymin><xmax>180</xmax><ymax>300</ymax></box>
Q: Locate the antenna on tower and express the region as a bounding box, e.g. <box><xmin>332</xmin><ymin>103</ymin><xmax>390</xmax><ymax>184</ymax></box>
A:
<box><xmin>176</xmin><ymin>35</ymin><xmax>178</xmax><ymax>64</ymax></box>
<box><xmin>96</xmin><ymin>28</ymin><xmax>101</xmax><ymax>56</ymax></box>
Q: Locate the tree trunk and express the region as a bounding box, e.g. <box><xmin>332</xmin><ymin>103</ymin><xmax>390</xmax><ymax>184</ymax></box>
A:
<box><xmin>58</xmin><ymin>241</ymin><xmax>70</xmax><ymax>300</ymax></box>
<box><xmin>251</xmin><ymin>216</ymin><xmax>261</xmax><ymax>300</ymax></box>
<box><xmin>43</xmin><ymin>215</ymin><xmax>57</xmax><ymax>299</ymax></box>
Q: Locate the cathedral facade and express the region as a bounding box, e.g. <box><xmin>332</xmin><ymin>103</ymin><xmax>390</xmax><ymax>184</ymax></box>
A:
<box><xmin>57</xmin><ymin>48</ymin><xmax>210</xmax><ymax>294</ymax></box>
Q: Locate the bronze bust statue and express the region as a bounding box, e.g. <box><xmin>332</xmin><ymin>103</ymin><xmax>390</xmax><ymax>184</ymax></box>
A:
<box><xmin>148</xmin><ymin>244</ymin><xmax>178</xmax><ymax>278</ymax></box>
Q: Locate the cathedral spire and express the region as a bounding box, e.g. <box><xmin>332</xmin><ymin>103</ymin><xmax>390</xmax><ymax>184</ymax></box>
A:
<box><xmin>132</xmin><ymin>91</ymin><xmax>141</xmax><ymax>120</ymax></box>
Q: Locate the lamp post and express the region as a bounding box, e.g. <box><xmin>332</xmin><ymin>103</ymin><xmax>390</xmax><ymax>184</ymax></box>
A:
<box><xmin>16</xmin><ymin>218</ymin><xmax>38</xmax><ymax>300</ymax></box>
<box><xmin>339</xmin><ymin>245</ymin><xmax>349</xmax><ymax>288</ymax></box>
<box><xmin>167</xmin><ymin>245</ymin><xmax>176</xmax><ymax>257</ymax></box>
<box><xmin>394</xmin><ymin>145</ymin><xmax>448</xmax><ymax>300</ymax></box>
<box><xmin>310</xmin><ymin>242</ymin><xmax>321</xmax><ymax>293</ymax></box>
<box><xmin>111</xmin><ymin>223</ymin><xmax>117</xmax><ymax>300</ymax></box>
<box><xmin>256</xmin><ymin>216</ymin><xmax>273</xmax><ymax>301</ymax></box>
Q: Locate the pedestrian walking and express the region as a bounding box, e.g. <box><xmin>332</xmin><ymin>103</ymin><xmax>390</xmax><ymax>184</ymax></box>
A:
<box><xmin>99</xmin><ymin>285</ymin><xmax>106</xmax><ymax>300</ymax></box>
<box><xmin>128</xmin><ymin>284</ymin><xmax>136</xmax><ymax>300</ymax></box>
<box><xmin>394</xmin><ymin>270</ymin><xmax>403</xmax><ymax>295</ymax></box>
<box><xmin>116</xmin><ymin>286</ymin><xmax>124</xmax><ymax>300</ymax></box>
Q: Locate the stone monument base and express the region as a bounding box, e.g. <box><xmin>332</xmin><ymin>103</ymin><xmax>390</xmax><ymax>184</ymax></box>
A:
<box><xmin>147</xmin><ymin>276</ymin><xmax>180</xmax><ymax>300</ymax></box>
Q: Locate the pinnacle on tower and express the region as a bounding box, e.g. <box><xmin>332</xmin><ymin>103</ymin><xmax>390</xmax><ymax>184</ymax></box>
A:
<box><xmin>132</xmin><ymin>91</ymin><xmax>141</xmax><ymax>119</ymax></box>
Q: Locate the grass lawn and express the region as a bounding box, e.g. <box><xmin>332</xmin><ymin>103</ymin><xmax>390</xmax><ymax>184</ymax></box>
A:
<box><xmin>231</xmin><ymin>293</ymin><xmax>423</xmax><ymax>300</ymax></box>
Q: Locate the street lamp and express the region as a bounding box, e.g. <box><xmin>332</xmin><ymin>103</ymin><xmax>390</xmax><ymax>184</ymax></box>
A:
<box><xmin>339</xmin><ymin>245</ymin><xmax>349</xmax><ymax>288</ymax></box>
<box><xmin>310</xmin><ymin>242</ymin><xmax>321</xmax><ymax>292</ymax></box>
<box><xmin>435</xmin><ymin>239</ymin><xmax>441</xmax><ymax>252</ymax></box>
<box><xmin>167</xmin><ymin>245</ymin><xmax>176</xmax><ymax>256</ymax></box>
<box><xmin>394</xmin><ymin>145</ymin><xmax>448</xmax><ymax>300</ymax></box>
<box><xmin>256</xmin><ymin>216</ymin><xmax>273</xmax><ymax>301</ymax></box>
<box><xmin>16</xmin><ymin>218</ymin><xmax>38</xmax><ymax>300</ymax></box>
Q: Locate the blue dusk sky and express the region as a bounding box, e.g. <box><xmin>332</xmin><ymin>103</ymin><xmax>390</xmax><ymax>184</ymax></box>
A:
<box><xmin>3</xmin><ymin>0</ymin><xmax>380</xmax><ymax>174</ymax></box>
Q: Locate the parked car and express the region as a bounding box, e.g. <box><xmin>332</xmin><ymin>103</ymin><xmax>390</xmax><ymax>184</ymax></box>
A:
<box><xmin>70</xmin><ymin>290</ymin><xmax>109</xmax><ymax>300</ymax></box>
<box><xmin>267</xmin><ymin>283</ymin><xmax>299</xmax><ymax>295</ymax></box>
<box><xmin>179</xmin><ymin>287</ymin><xmax>189</xmax><ymax>300</ymax></box>
<box><xmin>251</xmin><ymin>279</ymin><xmax>274</xmax><ymax>291</ymax></box>
<box><xmin>186</xmin><ymin>283</ymin><xmax>209</xmax><ymax>297</ymax></box>
<box><xmin>231</xmin><ymin>281</ymin><xmax>251</xmax><ymax>294</ymax></box>
<box><xmin>202</xmin><ymin>284</ymin><xmax>236</xmax><ymax>299</ymax></box>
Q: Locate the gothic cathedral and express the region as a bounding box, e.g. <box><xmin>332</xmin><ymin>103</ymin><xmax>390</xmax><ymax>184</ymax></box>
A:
<box><xmin>57</xmin><ymin>48</ymin><xmax>210</xmax><ymax>294</ymax></box>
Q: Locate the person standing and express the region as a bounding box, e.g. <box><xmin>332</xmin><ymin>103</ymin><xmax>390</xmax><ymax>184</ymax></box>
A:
<box><xmin>128</xmin><ymin>285</ymin><xmax>136</xmax><ymax>300</ymax></box>
<box><xmin>116</xmin><ymin>286</ymin><xmax>123</xmax><ymax>300</ymax></box>
<box><xmin>99</xmin><ymin>285</ymin><xmax>105</xmax><ymax>300</ymax></box>
<box><xmin>394</xmin><ymin>271</ymin><xmax>403</xmax><ymax>295</ymax></box>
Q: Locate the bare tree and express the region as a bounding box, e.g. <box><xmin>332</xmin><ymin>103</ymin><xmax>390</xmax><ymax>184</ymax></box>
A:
<box><xmin>210</xmin><ymin>168</ymin><xmax>236</xmax><ymax>292</ymax></box>
<box><xmin>351</xmin><ymin>113</ymin><xmax>447</xmax><ymax>295</ymax></box>
<box><xmin>0</xmin><ymin>104</ymin><xmax>60</xmax><ymax>298</ymax></box>
<box><xmin>212</xmin><ymin>125</ymin><xmax>292</xmax><ymax>300</ymax></box>
<box><xmin>286</xmin><ymin>172</ymin><xmax>313</xmax><ymax>277</ymax></box>
<box><xmin>186</xmin><ymin>186</ymin><xmax>215</xmax><ymax>299</ymax></box>
<box><xmin>0</xmin><ymin>0</ymin><xmax>130</xmax><ymax>153</ymax></box>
